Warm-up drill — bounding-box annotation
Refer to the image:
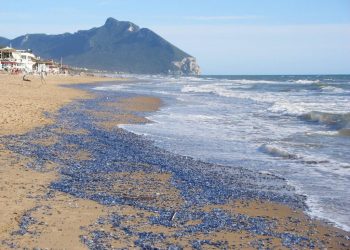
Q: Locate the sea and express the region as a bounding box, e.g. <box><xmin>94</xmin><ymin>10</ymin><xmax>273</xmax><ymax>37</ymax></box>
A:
<box><xmin>94</xmin><ymin>75</ymin><xmax>350</xmax><ymax>231</ymax></box>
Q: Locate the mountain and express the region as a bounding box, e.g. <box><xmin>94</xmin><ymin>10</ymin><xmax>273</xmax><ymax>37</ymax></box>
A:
<box><xmin>0</xmin><ymin>37</ymin><xmax>9</xmax><ymax>47</ymax></box>
<box><xmin>1</xmin><ymin>18</ymin><xmax>200</xmax><ymax>75</ymax></box>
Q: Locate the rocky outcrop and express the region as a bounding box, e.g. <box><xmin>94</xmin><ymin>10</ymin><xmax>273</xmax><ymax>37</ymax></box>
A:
<box><xmin>172</xmin><ymin>57</ymin><xmax>201</xmax><ymax>75</ymax></box>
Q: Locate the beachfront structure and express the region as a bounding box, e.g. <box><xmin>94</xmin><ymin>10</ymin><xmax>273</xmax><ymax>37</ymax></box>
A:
<box><xmin>0</xmin><ymin>47</ymin><xmax>62</xmax><ymax>74</ymax></box>
<box><xmin>19</xmin><ymin>50</ymin><xmax>37</xmax><ymax>72</ymax></box>
<box><xmin>0</xmin><ymin>47</ymin><xmax>21</xmax><ymax>72</ymax></box>
<box><xmin>35</xmin><ymin>60</ymin><xmax>60</xmax><ymax>74</ymax></box>
<box><xmin>0</xmin><ymin>47</ymin><xmax>37</xmax><ymax>73</ymax></box>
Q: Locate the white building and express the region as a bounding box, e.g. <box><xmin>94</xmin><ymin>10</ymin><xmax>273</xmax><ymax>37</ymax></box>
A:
<box><xmin>0</xmin><ymin>47</ymin><xmax>66</xmax><ymax>74</ymax></box>
<box><xmin>0</xmin><ymin>47</ymin><xmax>37</xmax><ymax>73</ymax></box>
<box><xmin>35</xmin><ymin>60</ymin><xmax>60</xmax><ymax>74</ymax></box>
<box><xmin>0</xmin><ymin>47</ymin><xmax>19</xmax><ymax>72</ymax></box>
<box><xmin>17</xmin><ymin>50</ymin><xmax>37</xmax><ymax>72</ymax></box>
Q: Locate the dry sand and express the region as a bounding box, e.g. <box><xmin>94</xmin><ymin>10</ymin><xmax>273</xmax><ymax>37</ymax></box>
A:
<box><xmin>0</xmin><ymin>73</ymin><xmax>349</xmax><ymax>249</ymax></box>
<box><xmin>0</xmin><ymin>73</ymin><xmax>117</xmax><ymax>135</ymax></box>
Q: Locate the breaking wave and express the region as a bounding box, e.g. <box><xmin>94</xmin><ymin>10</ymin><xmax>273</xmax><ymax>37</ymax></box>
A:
<box><xmin>338</xmin><ymin>128</ymin><xmax>350</xmax><ymax>137</ymax></box>
<box><xmin>292</xmin><ymin>79</ymin><xmax>321</xmax><ymax>84</ymax></box>
<box><xmin>259</xmin><ymin>144</ymin><xmax>299</xmax><ymax>159</ymax></box>
<box><xmin>320</xmin><ymin>86</ymin><xmax>345</xmax><ymax>93</ymax></box>
<box><xmin>300</xmin><ymin>111</ymin><xmax>350</xmax><ymax>129</ymax></box>
<box><xmin>226</xmin><ymin>79</ymin><xmax>278</xmax><ymax>84</ymax></box>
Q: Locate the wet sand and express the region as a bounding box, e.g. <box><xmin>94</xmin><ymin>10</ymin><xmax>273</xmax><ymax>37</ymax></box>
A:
<box><xmin>0</xmin><ymin>74</ymin><xmax>349</xmax><ymax>249</ymax></box>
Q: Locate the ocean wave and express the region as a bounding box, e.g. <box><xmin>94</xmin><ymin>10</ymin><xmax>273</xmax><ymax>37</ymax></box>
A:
<box><xmin>182</xmin><ymin>84</ymin><xmax>339</xmax><ymax>119</ymax></box>
<box><xmin>267</xmin><ymin>102</ymin><xmax>308</xmax><ymax>116</ymax></box>
<box><xmin>259</xmin><ymin>144</ymin><xmax>299</xmax><ymax>159</ymax></box>
<box><xmin>169</xmin><ymin>114</ymin><xmax>218</xmax><ymax>122</ymax></box>
<box><xmin>338</xmin><ymin>128</ymin><xmax>350</xmax><ymax>136</ymax></box>
<box><xmin>179</xmin><ymin>84</ymin><xmax>350</xmax><ymax>129</ymax></box>
<box><xmin>260</xmin><ymin>144</ymin><xmax>350</xmax><ymax>176</ymax></box>
<box><xmin>218</xmin><ymin>78</ymin><xmax>321</xmax><ymax>85</ymax></box>
<box><xmin>292</xmin><ymin>79</ymin><xmax>321</xmax><ymax>84</ymax></box>
<box><xmin>227</xmin><ymin>79</ymin><xmax>278</xmax><ymax>84</ymax></box>
<box><xmin>300</xmin><ymin>111</ymin><xmax>350</xmax><ymax>129</ymax></box>
<box><xmin>320</xmin><ymin>86</ymin><xmax>345</xmax><ymax>93</ymax></box>
<box><xmin>181</xmin><ymin>84</ymin><xmax>273</xmax><ymax>100</ymax></box>
<box><xmin>309</xmin><ymin>131</ymin><xmax>339</xmax><ymax>136</ymax></box>
<box><xmin>213</xmin><ymin>78</ymin><xmax>325</xmax><ymax>85</ymax></box>
<box><xmin>181</xmin><ymin>84</ymin><xmax>237</xmax><ymax>98</ymax></box>
<box><xmin>182</xmin><ymin>84</ymin><xmax>212</xmax><ymax>94</ymax></box>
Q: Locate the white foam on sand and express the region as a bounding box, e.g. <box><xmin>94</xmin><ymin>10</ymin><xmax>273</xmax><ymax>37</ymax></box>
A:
<box><xmin>94</xmin><ymin>85</ymin><xmax>128</xmax><ymax>91</ymax></box>
<box><xmin>288</xmin><ymin>179</ymin><xmax>350</xmax><ymax>232</ymax></box>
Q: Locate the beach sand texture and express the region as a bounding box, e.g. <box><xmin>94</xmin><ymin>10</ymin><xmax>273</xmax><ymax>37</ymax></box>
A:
<box><xmin>0</xmin><ymin>74</ymin><xmax>117</xmax><ymax>249</ymax></box>
<box><xmin>0</xmin><ymin>74</ymin><xmax>349</xmax><ymax>249</ymax></box>
<box><xmin>0</xmin><ymin>74</ymin><xmax>117</xmax><ymax>135</ymax></box>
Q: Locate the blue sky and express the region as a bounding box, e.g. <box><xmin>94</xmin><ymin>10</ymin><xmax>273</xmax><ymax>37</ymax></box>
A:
<box><xmin>1</xmin><ymin>0</ymin><xmax>349</xmax><ymax>74</ymax></box>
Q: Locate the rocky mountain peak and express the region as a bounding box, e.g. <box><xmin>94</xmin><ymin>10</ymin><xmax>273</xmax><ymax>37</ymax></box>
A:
<box><xmin>104</xmin><ymin>17</ymin><xmax>119</xmax><ymax>26</ymax></box>
<box><xmin>104</xmin><ymin>18</ymin><xmax>139</xmax><ymax>33</ymax></box>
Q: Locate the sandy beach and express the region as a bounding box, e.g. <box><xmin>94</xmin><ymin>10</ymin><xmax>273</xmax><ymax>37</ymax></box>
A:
<box><xmin>0</xmin><ymin>74</ymin><xmax>118</xmax><ymax>135</ymax></box>
<box><xmin>0</xmin><ymin>73</ymin><xmax>118</xmax><ymax>249</ymax></box>
<box><xmin>0</xmin><ymin>73</ymin><xmax>349</xmax><ymax>249</ymax></box>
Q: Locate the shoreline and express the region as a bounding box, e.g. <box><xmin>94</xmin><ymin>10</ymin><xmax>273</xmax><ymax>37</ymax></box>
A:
<box><xmin>0</xmin><ymin>75</ymin><xmax>349</xmax><ymax>249</ymax></box>
<box><xmin>286</xmin><ymin>176</ymin><xmax>350</xmax><ymax>233</ymax></box>
<box><xmin>112</xmin><ymin>75</ymin><xmax>350</xmax><ymax>233</ymax></box>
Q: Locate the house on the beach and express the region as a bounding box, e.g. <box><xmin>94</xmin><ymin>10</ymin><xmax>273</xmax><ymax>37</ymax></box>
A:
<box><xmin>0</xmin><ymin>47</ymin><xmax>21</xmax><ymax>72</ymax></box>
<box><xmin>0</xmin><ymin>47</ymin><xmax>36</xmax><ymax>73</ymax></box>
<box><xmin>35</xmin><ymin>59</ymin><xmax>60</xmax><ymax>74</ymax></box>
<box><xmin>0</xmin><ymin>46</ymin><xmax>62</xmax><ymax>74</ymax></box>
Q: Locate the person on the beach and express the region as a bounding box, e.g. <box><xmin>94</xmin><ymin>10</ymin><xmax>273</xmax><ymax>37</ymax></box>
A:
<box><xmin>40</xmin><ymin>70</ymin><xmax>46</xmax><ymax>84</ymax></box>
